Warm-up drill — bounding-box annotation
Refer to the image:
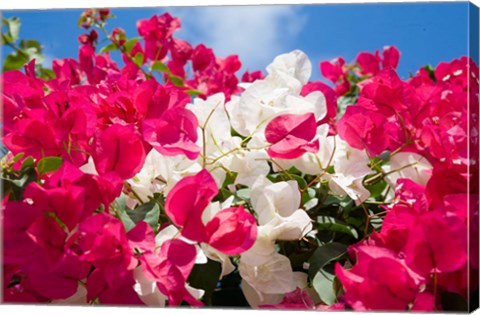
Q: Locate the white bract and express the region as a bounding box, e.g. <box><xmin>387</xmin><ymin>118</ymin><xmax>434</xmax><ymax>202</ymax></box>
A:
<box><xmin>238</xmin><ymin>176</ymin><xmax>313</xmax><ymax>306</ymax></box>
<box><xmin>127</xmin><ymin>149</ymin><xmax>199</xmax><ymax>203</ymax></box>
<box><xmin>226</xmin><ymin>50</ymin><xmax>327</xmax><ymax>142</ymax></box>
<box><xmin>383</xmin><ymin>151</ymin><xmax>433</xmax><ymax>187</ymax></box>
<box><xmin>325</xmin><ymin>136</ymin><xmax>375</xmax><ymax>205</ymax></box>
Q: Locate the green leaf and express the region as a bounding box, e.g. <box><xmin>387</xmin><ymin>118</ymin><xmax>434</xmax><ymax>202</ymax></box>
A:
<box><xmin>151</xmin><ymin>61</ymin><xmax>170</xmax><ymax>73</ymax></box>
<box><xmin>133</xmin><ymin>52</ymin><xmax>144</xmax><ymax>68</ymax></box>
<box><xmin>317</xmin><ymin>216</ymin><xmax>358</xmax><ymax>239</ymax></box>
<box><xmin>302</xmin><ymin>187</ymin><xmax>317</xmax><ymax>210</ymax></box>
<box><xmin>304</xmin><ymin>197</ymin><xmax>319</xmax><ymax>211</ymax></box>
<box><xmin>99</xmin><ymin>42</ymin><xmax>118</xmax><ymax>54</ymax></box>
<box><xmin>11</xmin><ymin>152</ymin><xmax>25</xmax><ymax>164</ymax></box>
<box><xmin>38</xmin><ymin>67</ymin><xmax>56</xmax><ymax>80</ymax></box>
<box><xmin>308</xmin><ymin>242</ymin><xmax>348</xmax><ymax>279</ymax></box>
<box><xmin>336</xmin><ymin>94</ymin><xmax>357</xmax><ymax>119</ymax></box>
<box><xmin>236</xmin><ymin>188</ymin><xmax>251</xmax><ymax>201</ymax></box>
<box><xmin>312</xmin><ymin>268</ymin><xmax>336</xmax><ymax>305</ymax></box>
<box><xmin>123</xmin><ymin>37</ymin><xmax>140</xmax><ymax>53</ymax></box>
<box><xmin>77</xmin><ymin>15</ymin><xmax>87</xmax><ymax>27</ymax></box>
<box><xmin>37</xmin><ymin>156</ymin><xmax>63</xmax><ymax>175</ymax></box>
<box><xmin>115</xmin><ymin>194</ymin><xmax>136</xmax><ymax>231</ymax></box>
<box><xmin>367</xmin><ymin>178</ymin><xmax>387</xmax><ymax>198</ymax></box>
<box><xmin>20</xmin><ymin>156</ymin><xmax>35</xmax><ymax>172</ymax></box>
<box><xmin>168</xmin><ymin>74</ymin><xmax>185</xmax><ymax>87</ymax></box>
<box><xmin>3</xmin><ymin>17</ymin><xmax>21</xmax><ymax>43</ymax></box>
<box><xmin>185</xmin><ymin>89</ymin><xmax>203</xmax><ymax>97</ymax></box>
<box><xmin>423</xmin><ymin>65</ymin><xmax>436</xmax><ymax>82</ymax></box>
<box><xmin>19</xmin><ymin>39</ymin><xmax>41</xmax><ymax>51</ymax></box>
<box><xmin>3</xmin><ymin>51</ymin><xmax>29</xmax><ymax>71</ymax></box>
<box><xmin>126</xmin><ymin>201</ymin><xmax>160</xmax><ymax>232</ymax></box>
<box><xmin>187</xmin><ymin>259</ymin><xmax>222</xmax><ymax>305</ymax></box>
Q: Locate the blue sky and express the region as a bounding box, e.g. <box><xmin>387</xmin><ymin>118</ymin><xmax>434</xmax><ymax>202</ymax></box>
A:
<box><xmin>1</xmin><ymin>2</ymin><xmax>471</xmax><ymax>81</ymax></box>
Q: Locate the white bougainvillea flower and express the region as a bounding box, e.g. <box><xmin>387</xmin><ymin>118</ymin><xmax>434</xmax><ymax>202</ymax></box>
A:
<box><xmin>229</xmin><ymin>149</ymin><xmax>270</xmax><ymax>187</ymax></box>
<box><xmin>240</xmin><ymin>271</ymin><xmax>309</xmax><ymax>308</ymax></box>
<box><xmin>186</xmin><ymin>93</ymin><xmax>242</xmax><ymax>187</ymax></box>
<box><xmin>240</xmin><ymin>225</ymin><xmax>277</xmax><ymax>267</ymax></box>
<box><xmin>262</xmin><ymin>210</ymin><xmax>313</xmax><ymax>241</ymax></box>
<box><xmin>186</xmin><ymin>93</ymin><xmax>235</xmax><ymax>154</ymax></box>
<box><xmin>226</xmin><ymin>50</ymin><xmax>326</xmax><ymax>139</ymax></box>
<box><xmin>239</xmin><ymin>252</ymin><xmax>296</xmax><ymax>295</ymax></box>
<box><xmin>266</xmin><ymin>49</ymin><xmax>312</xmax><ymax>91</ymax></box>
<box><xmin>126</xmin><ymin>149</ymin><xmax>199</xmax><ymax>203</ymax></box>
<box><xmin>325</xmin><ymin>136</ymin><xmax>375</xmax><ymax>205</ymax></box>
<box><xmin>250</xmin><ymin>177</ymin><xmax>301</xmax><ymax>225</ymax></box>
<box><xmin>383</xmin><ymin>151</ymin><xmax>433</xmax><ymax>187</ymax></box>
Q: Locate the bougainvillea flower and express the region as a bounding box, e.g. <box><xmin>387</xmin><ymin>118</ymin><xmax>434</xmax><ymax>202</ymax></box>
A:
<box><xmin>265</xmin><ymin>112</ymin><xmax>319</xmax><ymax>159</ymax></box>
<box><xmin>356</xmin><ymin>51</ymin><xmax>380</xmax><ymax>76</ymax></box>
<box><xmin>260</xmin><ymin>287</ymin><xmax>315</xmax><ymax>309</ymax></box>
<box><xmin>404</xmin><ymin>210</ymin><xmax>467</xmax><ymax>276</ymax></box>
<box><xmin>3</xmin><ymin>201</ymin><xmax>42</xmax><ymax>265</ymax></box>
<box><xmin>320</xmin><ymin>57</ymin><xmax>346</xmax><ymax>83</ymax></box>
<box><xmin>382</xmin><ymin>46</ymin><xmax>401</xmax><ymax>69</ymax></box>
<box><xmin>3</xmin><ymin>118</ymin><xmax>62</xmax><ymax>160</ymax></box>
<box><xmin>92</xmin><ymin>123</ymin><xmax>147</xmax><ymax>180</ymax></box>
<box><xmin>86</xmin><ymin>268</ymin><xmax>144</xmax><ymax>305</ymax></box>
<box><xmin>191</xmin><ymin>44</ymin><xmax>215</xmax><ymax>72</ymax></box>
<box><xmin>301</xmin><ymin>81</ymin><xmax>338</xmax><ymax>129</ymax></box>
<box><xmin>154</xmin><ymin>239</ymin><xmax>202</xmax><ymax>306</ymax></box>
<box><xmin>142</xmin><ymin>108</ymin><xmax>200</xmax><ymax>160</ymax></box>
<box><xmin>337</xmin><ymin>105</ymin><xmax>389</xmax><ymax>156</ymax></box>
<box><xmin>336</xmin><ymin>246</ymin><xmax>422</xmax><ymax>311</ymax></box>
<box><xmin>164</xmin><ymin>169</ymin><xmax>218</xmax><ymax>242</ymax></box>
<box><xmin>77</xmin><ymin>213</ymin><xmax>138</xmax><ymax>285</ymax></box>
<box><xmin>205</xmin><ymin>206</ymin><xmax>257</xmax><ymax>255</ymax></box>
<box><xmin>165</xmin><ymin>169</ymin><xmax>257</xmax><ymax>255</ymax></box>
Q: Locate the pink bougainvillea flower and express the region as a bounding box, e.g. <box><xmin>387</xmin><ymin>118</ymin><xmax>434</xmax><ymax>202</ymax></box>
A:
<box><xmin>301</xmin><ymin>81</ymin><xmax>338</xmax><ymax>131</ymax></box>
<box><xmin>265</xmin><ymin>112</ymin><xmax>320</xmax><ymax>159</ymax></box>
<box><xmin>261</xmin><ymin>287</ymin><xmax>316</xmax><ymax>310</ymax></box>
<box><xmin>127</xmin><ymin>221</ymin><xmax>202</xmax><ymax>306</ymax></box>
<box><xmin>320</xmin><ymin>57</ymin><xmax>346</xmax><ymax>83</ymax></box>
<box><xmin>356</xmin><ymin>51</ymin><xmax>381</xmax><ymax>76</ymax></box>
<box><xmin>154</xmin><ymin>239</ymin><xmax>202</xmax><ymax>306</ymax></box>
<box><xmin>165</xmin><ymin>169</ymin><xmax>257</xmax><ymax>255</ymax></box>
<box><xmin>336</xmin><ymin>246</ymin><xmax>422</xmax><ymax>311</ymax></box>
<box><xmin>3</xmin><ymin>118</ymin><xmax>62</xmax><ymax>160</ymax></box>
<box><xmin>24</xmin><ymin>250</ymin><xmax>90</xmax><ymax>300</ymax></box>
<box><xmin>170</xmin><ymin>38</ymin><xmax>193</xmax><ymax>65</ymax></box>
<box><xmin>241</xmin><ymin>70</ymin><xmax>265</xmax><ymax>83</ymax></box>
<box><xmin>92</xmin><ymin>123</ymin><xmax>147</xmax><ymax>180</ymax></box>
<box><xmin>191</xmin><ymin>44</ymin><xmax>216</xmax><ymax>72</ymax></box>
<box><xmin>205</xmin><ymin>206</ymin><xmax>257</xmax><ymax>255</ymax></box>
<box><xmin>217</xmin><ymin>55</ymin><xmax>242</xmax><ymax>74</ymax></box>
<box><xmin>356</xmin><ymin>46</ymin><xmax>400</xmax><ymax>76</ymax></box>
<box><xmin>86</xmin><ymin>268</ymin><xmax>144</xmax><ymax>305</ymax></box>
<box><xmin>3</xmin><ymin>201</ymin><xmax>42</xmax><ymax>266</ymax></box>
<box><xmin>137</xmin><ymin>13</ymin><xmax>180</xmax><ymax>62</ymax></box>
<box><xmin>404</xmin><ymin>209</ymin><xmax>467</xmax><ymax>276</ymax></box>
<box><xmin>336</xmin><ymin>105</ymin><xmax>388</xmax><ymax>156</ymax></box>
<box><xmin>77</xmin><ymin>213</ymin><xmax>138</xmax><ymax>285</ymax></box>
<box><xmin>142</xmin><ymin>107</ymin><xmax>200</xmax><ymax>160</ymax></box>
<box><xmin>382</xmin><ymin>46</ymin><xmax>401</xmax><ymax>69</ymax></box>
<box><xmin>165</xmin><ymin>169</ymin><xmax>218</xmax><ymax>242</ymax></box>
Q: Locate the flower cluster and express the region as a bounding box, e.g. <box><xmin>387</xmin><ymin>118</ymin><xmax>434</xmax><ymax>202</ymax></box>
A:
<box><xmin>1</xmin><ymin>9</ymin><xmax>478</xmax><ymax>311</ymax></box>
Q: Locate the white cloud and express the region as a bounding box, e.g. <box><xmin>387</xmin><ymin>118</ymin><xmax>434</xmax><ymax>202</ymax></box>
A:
<box><xmin>172</xmin><ymin>5</ymin><xmax>307</xmax><ymax>71</ymax></box>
